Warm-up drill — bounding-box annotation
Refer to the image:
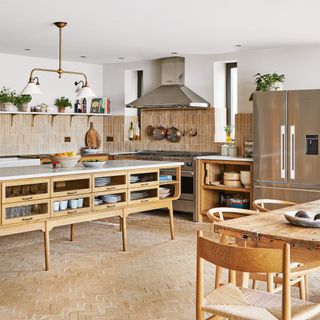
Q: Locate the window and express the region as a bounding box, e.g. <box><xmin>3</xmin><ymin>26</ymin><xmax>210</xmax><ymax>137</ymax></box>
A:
<box><xmin>226</xmin><ymin>62</ymin><xmax>238</xmax><ymax>131</ymax></box>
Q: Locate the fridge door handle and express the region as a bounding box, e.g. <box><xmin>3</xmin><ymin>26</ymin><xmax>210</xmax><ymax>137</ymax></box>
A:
<box><xmin>290</xmin><ymin>125</ymin><xmax>295</xmax><ymax>180</ymax></box>
<box><xmin>280</xmin><ymin>125</ymin><xmax>286</xmax><ymax>179</ymax></box>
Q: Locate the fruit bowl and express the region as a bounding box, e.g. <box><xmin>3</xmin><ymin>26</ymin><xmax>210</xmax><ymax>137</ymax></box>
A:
<box><xmin>51</xmin><ymin>155</ymin><xmax>81</xmax><ymax>168</ymax></box>
<box><xmin>284</xmin><ymin>211</ymin><xmax>320</xmax><ymax>228</ymax></box>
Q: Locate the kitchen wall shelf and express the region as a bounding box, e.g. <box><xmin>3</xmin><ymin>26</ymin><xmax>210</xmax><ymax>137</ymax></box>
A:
<box><xmin>202</xmin><ymin>185</ymin><xmax>251</xmax><ymax>193</ymax></box>
<box><xmin>0</xmin><ymin>111</ymin><xmax>112</xmax><ymax>127</ymax></box>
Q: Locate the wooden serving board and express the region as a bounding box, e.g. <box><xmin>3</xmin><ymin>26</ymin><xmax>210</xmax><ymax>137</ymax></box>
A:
<box><xmin>85</xmin><ymin>122</ymin><xmax>101</xmax><ymax>149</ymax></box>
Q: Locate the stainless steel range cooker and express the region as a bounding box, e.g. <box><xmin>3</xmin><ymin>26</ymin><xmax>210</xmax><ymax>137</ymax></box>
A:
<box><xmin>113</xmin><ymin>150</ymin><xmax>218</xmax><ymax>221</ymax></box>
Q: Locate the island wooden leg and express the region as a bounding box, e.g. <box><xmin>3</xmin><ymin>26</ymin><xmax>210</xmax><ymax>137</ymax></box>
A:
<box><xmin>168</xmin><ymin>202</ymin><xmax>175</xmax><ymax>240</ymax></box>
<box><xmin>121</xmin><ymin>214</ymin><xmax>127</xmax><ymax>251</ymax></box>
<box><xmin>44</xmin><ymin>225</ymin><xmax>51</xmax><ymax>271</ymax></box>
<box><xmin>70</xmin><ymin>224</ymin><xmax>74</xmax><ymax>241</ymax></box>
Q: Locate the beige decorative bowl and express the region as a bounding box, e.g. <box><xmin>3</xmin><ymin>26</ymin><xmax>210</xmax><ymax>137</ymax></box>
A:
<box><xmin>51</xmin><ymin>155</ymin><xmax>81</xmax><ymax>168</ymax></box>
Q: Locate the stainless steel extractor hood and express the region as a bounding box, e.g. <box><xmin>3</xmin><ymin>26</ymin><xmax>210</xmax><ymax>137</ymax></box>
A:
<box><xmin>127</xmin><ymin>57</ymin><xmax>209</xmax><ymax>108</ymax></box>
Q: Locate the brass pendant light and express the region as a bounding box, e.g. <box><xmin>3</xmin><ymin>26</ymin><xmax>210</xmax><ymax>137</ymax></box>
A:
<box><xmin>21</xmin><ymin>22</ymin><xmax>96</xmax><ymax>98</ymax></box>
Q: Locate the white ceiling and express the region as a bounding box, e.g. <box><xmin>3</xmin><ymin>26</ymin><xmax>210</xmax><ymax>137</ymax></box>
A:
<box><xmin>0</xmin><ymin>0</ymin><xmax>320</xmax><ymax>64</ymax></box>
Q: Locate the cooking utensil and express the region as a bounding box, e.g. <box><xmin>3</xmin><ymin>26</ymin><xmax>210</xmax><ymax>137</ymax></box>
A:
<box><xmin>146</xmin><ymin>125</ymin><xmax>155</xmax><ymax>137</ymax></box>
<box><xmin>167</xmin><ymin>127</ymin><xmax>181</xmax><ymax>143</ymax></box>
<box><xmin>85</xmin><ymin>122</ymin><xmax>101</xmax><ymax>148</ymax></box>
<box><xmin>153</xmin><ymin>125</ymin><xmax>167</xmax><ymax>140</ymax></box>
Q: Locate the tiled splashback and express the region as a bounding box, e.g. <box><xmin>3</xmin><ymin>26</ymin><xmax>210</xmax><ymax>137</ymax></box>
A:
<box><xmin>103</xmin><ymin>108</ymin><xmax>222</xmax><ymax>154</ymax></box>
<box><xmin>0</xmin><ymin>110</ymin><xmax>252</xmax><ymax>156</ymax></box>
<box><xmin>0</xmin><ymin>114</ymin><xmax>104</xmax><ymax>155</ymax></box>
<box><xmin>234</xmin><ymin>113</ymin><xmax>253</xmax><ymax>156</ymax></box>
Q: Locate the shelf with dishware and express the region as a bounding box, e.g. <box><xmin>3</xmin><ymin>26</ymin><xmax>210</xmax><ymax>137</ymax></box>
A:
<box><xmin>0</xmin><ymin>161</ymin><xmax>182</xmax><ymax>271</ymax></box>
<box><xmin>196</xmin><ymin>158</ymin><xmax>253</xmax><ymax>221</ymax></box>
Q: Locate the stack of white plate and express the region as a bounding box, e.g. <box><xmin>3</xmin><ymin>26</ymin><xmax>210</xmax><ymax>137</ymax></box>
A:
<box><xmin>159</xmin><ymin>187</ymin><xmax>170</xmax><ymax>199</ymax></box>
<box><xmin>101</xmin><ymin>194</ymin><xmax>122</xmax><ymax>203</ymax></box>
<box><xmin>130</xmin><ymin>175</ymin><xmax>140</xmax><ymax>183</ymax></box>
<box><xmin>94</xmin><ymin>198</ymin><xmax>103</xmax><ymax>206</ymax></box>
<box><xmin>131</xmin><ymin>192</ymin><xmax>149</xmax><ymax>200</ymax></box>
<box><xmin>95</xmin><ymin>177</ymin><xmax>111</xmax><ymax>187</ymax></box>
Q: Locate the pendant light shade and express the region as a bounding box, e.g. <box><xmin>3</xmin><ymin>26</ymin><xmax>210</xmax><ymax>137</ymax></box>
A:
<box><xmin>76</xmin><ymin>85</ymin><xmax>96</xmax><ymax>98</ymax></box>
<box><xmin>21</xmin><ymin>81</ymin><xmax>42</xmax><ymax>95</ymax></box>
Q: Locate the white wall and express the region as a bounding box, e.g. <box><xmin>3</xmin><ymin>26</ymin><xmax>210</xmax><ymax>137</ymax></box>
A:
<box><xmin>186</xmin><ymin>44</ymin><xmax>320</xmax><ymax>113</ymax></box>
<box><xmin>103</xmin><ymin>60</ymin><xmax>161</xmax><ymax>115</ymax></box>
<box><xmin>0</xmin><ymin>52</ymin><xmax>103</xmax><ymax>109</ymax></box>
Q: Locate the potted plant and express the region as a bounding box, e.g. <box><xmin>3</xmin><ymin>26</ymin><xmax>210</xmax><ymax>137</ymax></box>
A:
<box><xmin>0</xmin><ymin>87</ymin><xmax>16</xmax><ymax>111</ymax></box>
<box><xmin>224</xmin><ymin>125</ymin><xmax>232</xmax><ymax>143</ymax></box>
<box><xmin>55</xmin><ymin>96</ymin><xmax>72</xmax><ymax>113</ymax></box>
<box><xmin>249</xmin><ymin>72</ymin><xmax>285</xmax><ymax>101</ymax></box>
<box><xmin>15</xmin><ymin>94</ymin><xmax>32</xmax><ymax>112</ymax></box>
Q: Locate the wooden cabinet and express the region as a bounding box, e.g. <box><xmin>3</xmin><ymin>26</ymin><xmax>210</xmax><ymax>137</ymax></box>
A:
<box><xmin>2</xmin><ymin>178</ymin><xmax>50</xmax><ymax>204</ymax></box>
<box><xmin>93</xmin><ymin>171</ymin><xmax>127</xmax><ymax>192</ymax></box>
<box><xmin>51</xmin><ymin>194</ymin><xmax>92</xmax><ymax>217</ymax></box>
<box><xmin>197</xmin><ymin>159</ymin><xmax>253</xmax><ymax>221</ymax></box>
<box><xmin>2</xmin><ymin>199</ymin><xmax>50</xmax><ymax>225</ymax></box>
<box><xmin>128</xmin><ymin>169</ymin><xmax>159</xmax><ymax>188</ymax></box>
<box><xmin>51</xmin><ymin>175</ymin><xmax>91</xmax><ymax>197</ymax></box>
<box><xmin>93</xmin><ymin>189</ymin><xmax>127</xmax><ymax>211</ymax></box>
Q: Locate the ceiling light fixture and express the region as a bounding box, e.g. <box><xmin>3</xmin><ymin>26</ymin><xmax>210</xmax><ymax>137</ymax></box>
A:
<box><xmin>21</xmin><ymin>22</ymin><xmax>96</xmax><ymax>98</ymax></box>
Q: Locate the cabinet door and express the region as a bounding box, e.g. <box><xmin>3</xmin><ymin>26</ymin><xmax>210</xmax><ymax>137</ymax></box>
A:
<box><xmin>93</xmin><ymin>189</ymin><xmax>127</xmax><ymax>211</ymax></box>
<box><xmin>128</xmin><ymin>186</ymin><xmax>159</xmax><ymax>205</ymax></box>
<box><xmin>51</xmin><ymin>194</ymin><xmax>92</xmax><ymax>217</ymax></box>
<box><xmin>2</xmin><ymin>179</ymin><xmax>50</xmax><ymax>204</ymax></box>
<box><xmin>51</xmin><ymin>175</ymin><xmax>91</xmax><ymax>197</ymax></box>
<box><xmin>128</xmin><ymin>169</ymin><xmax>159</xmax><ymax>188</ymax></box>
<box><xmin>2</xmin><ymin>200</ymin><xmax>50</xmax><ymax>225</ymax></box>
<box><xmin>93</xmin><ymin>171</ymin><xmax>127</xmax><ymax>192</ymax></box>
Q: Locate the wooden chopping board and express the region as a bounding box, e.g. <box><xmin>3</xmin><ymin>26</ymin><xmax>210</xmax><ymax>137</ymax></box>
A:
<box><xmin>85</xmin><ymin>122</ymin><xmax>101</xmax><ymax>149</ymax></box>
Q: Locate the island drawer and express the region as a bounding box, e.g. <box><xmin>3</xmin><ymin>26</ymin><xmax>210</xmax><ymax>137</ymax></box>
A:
<box><xmin>128</xmin><ymin>169</ymin><xmax>159</xmax><ymax>188</ymax></box>
<box><xmin>93</xmin><ymin>189</ymin><xmax>127</xmax><ymax>211</ymax></box>
<box><xmin>51</xmin><ymin>175</ymin><xmax>91</xmax><ymax>198</ymax></box>
<box><xmin>2</xmin><ymin>179</ymin><xmax>50</xmax><ymax>204</ymax></box>
<box><xmin>93</xmin><ymin>171</ymin><xmax>127</xmax><ymax>192</ymax></box>
<box><xmin>2</xmin><ymin>199</ymin><xmax>50</xmax><ymax>225</ymax></box>
<box><xmin>128</xmin><ymin>186</ymin><xmax>159</xmax><ymax>205</ymax></box>
<box><xmin>51</xmin><ymin>194</ymin><xmax>92</xmax><ymax>217</ymax></box>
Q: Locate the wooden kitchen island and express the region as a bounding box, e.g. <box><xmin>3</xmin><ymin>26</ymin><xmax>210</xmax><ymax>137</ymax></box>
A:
<box><xmin>0</xmin><ymin>160</ymin><xmax>182</xmax><ymax>270</ymax></box>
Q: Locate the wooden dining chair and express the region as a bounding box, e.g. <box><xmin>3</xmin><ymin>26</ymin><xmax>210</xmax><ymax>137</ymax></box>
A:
<box><xmin>253</xmin><ymin>199</ymin><xmax>297</xmax><ymax>212</ymax></box>
<box><xmin>206</xmin><ymin>206</ymin><xmax>307</xmax><ymax>300</ymax></box>
<box><xmin>196</xmin><ymin>230</ymin><xmax>320</xmax><ymax>320</ymax></box>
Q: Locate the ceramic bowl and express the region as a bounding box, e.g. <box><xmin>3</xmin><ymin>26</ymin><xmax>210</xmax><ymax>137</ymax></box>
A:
<box><xmin>51</xmin><ymin>155</ymin><xmax>81</xmax><ymax>168</ymax></box>
<box><xmin>240</xmin><ymin>171</ymin><xmax>251</xmax><ymax>188</ymax></box>
<box><xmin>82</xmin><ymin>161</ymin><xmax>105</xmax><ymax>168</ymax></box>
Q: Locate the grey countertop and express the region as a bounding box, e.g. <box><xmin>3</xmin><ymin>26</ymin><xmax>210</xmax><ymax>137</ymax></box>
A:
<box><xmin>0</xmin><ymin>160</ymin><xmax>184</xmax><ymax>181</ymax></box>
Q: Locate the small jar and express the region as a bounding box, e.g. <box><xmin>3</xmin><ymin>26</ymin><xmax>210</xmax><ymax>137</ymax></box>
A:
<box><xmin>228</xmin><ymin>146</ymin><xmax>238</xmax><ymax>157</ymax></box>
<box><xmin>221</xmin><ymin>144</ymin><xmax>229</xmax><ymax>156</ymax></box>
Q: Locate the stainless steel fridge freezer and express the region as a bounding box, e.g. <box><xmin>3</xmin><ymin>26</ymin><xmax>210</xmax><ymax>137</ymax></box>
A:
<box><xmin>253</xmin><ymin>90</ymin><xmax>320</xmax><ymax>203</ymax></box>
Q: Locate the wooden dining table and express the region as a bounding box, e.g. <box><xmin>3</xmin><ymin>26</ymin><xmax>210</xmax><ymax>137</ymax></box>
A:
<box><xmin>214</xmin><ymin>199</ymin><xmax>320</xmax><ymax>264</ymax></box>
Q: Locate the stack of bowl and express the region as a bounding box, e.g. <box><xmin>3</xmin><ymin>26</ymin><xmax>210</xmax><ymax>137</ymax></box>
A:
<box><xmin>223</xmin><ymin>172</ymin><xmax>241</xmax><ymax>187</ymax></box>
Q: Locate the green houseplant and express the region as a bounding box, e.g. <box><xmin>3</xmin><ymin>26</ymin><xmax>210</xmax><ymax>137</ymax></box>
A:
<box><xmin>15</xmin><ymin>94</ymin><xmax>32</xmax><ymax>112</ymax></box>
<box><xmin>0</xmin><ymin>87</ymin><xmax>16</xmax><ymax>111</ymax></box>
<box><xmin>249</xmin><ymin>73</ymin><xmax>285</xmax><ymax>101</ymax></box>
<box><xmin>55</xmin><ymin>96</ymin><xmax>72</xmax><ymax>113</ymax></box>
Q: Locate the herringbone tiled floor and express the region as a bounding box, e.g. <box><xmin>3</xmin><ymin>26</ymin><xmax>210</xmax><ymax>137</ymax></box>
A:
<box><xmin>0</xmin><ymin>212</ymin><xmax>320</xmax><ymax>320</ymax></box>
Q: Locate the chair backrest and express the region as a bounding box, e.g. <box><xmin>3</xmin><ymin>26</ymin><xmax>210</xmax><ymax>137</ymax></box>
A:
<box><xmin>196</xmin><ymin>230</ymin><xmax>292</xmax><ymax>319</ymax></box>
<box><xmin>197</xmin><ymin>230</ymin><xmax>285</xmax><ymax>274</ymax></box>
<box><xmin>206</xmin><ymin>207</ymin><xmax>258</xmax><ymax>223</ymax></box>
<box><xmin>253</xmin><ymin>199</ymin><xmax>297</xmax><ymax>212</ymax></box>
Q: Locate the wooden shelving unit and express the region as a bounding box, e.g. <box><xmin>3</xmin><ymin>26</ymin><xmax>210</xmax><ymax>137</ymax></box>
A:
<box><xmin>196</xmin><ymin>158</ymin><xmax>253</xmax><ymax>221</ymax></box>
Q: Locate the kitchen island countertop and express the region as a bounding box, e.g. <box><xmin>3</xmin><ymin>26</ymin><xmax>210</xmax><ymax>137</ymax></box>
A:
<box><xmin>0</xmin><ymin>160</ymin><xmax>184</xmax><ymax>181</ymax></box>
<box><xmin>195</xmin><ymin>155</ymin><xmax>253</xmax><ymax>162</ymax></box>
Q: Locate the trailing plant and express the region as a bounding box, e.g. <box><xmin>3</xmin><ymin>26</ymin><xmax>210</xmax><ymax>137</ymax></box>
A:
<box><xmin>54</xmin><ymin>96</ymin><xmax>72</xmax><ymax>110</ymax></box>
<box><xmin>249</xmin><ymin>72</ymin><xmax>285</xmax><ymax>101</ymax></box>
<box><xmin>15</xmin><ymin>94</ymin><xmax>32</xmax><ymax>109</ymax></box>
<box><xmin>0</xmin><ymin>87</ymin><xmax>16</xmax><ymax>104</ymax></box>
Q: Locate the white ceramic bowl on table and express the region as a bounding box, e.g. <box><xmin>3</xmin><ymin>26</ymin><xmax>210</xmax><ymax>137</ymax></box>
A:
<box><xmin>51</xmin><ymin>155</ymin><xmax>81</xmax><ymax>168</ymax></box>
<box><xmin>82</xmin><ymin>161</ymin><xmax>106</xmax><ymax>168</ymax></box>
